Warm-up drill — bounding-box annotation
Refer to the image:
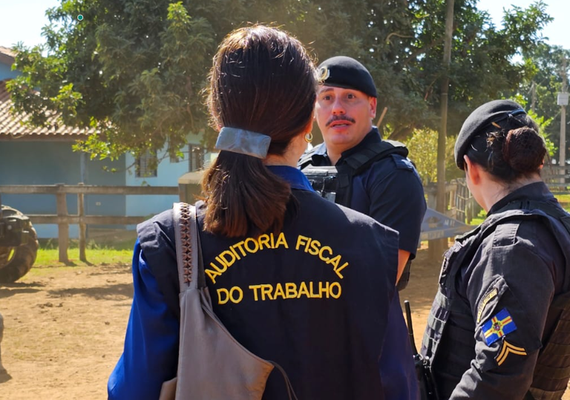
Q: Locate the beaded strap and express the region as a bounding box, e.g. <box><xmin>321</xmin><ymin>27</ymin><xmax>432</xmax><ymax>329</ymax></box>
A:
<box><xmin>173</xmin><ymin>202</ymin><xmax>199</xmax><ymax>291</ymax></box>
<box><xmin>179</xmin><ymin>203</ymin><xmax>193</xmax><ymax>285</ymax></box>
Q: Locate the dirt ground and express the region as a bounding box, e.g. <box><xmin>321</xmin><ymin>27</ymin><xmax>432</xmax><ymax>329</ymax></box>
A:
<box><xmin>0</xmin><ymin>245</ymin><xmax>568</xmax><ymax>399</ymax></box>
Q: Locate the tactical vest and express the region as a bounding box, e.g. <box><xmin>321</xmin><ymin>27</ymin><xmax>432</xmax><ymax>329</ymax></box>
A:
<box><xmin>299</xmin><ymin>140</ymin><xmax>408</xmax><ymax>207</ymax></box>
<box><xmin>300</xmin><ymin>139</ymin><xmax>412</xmax><ymax>290</ymax></box>
<box><xmin>422</xmin><ymin>200</ymin><xmax>570</xmax><ymax>400</ymax></box>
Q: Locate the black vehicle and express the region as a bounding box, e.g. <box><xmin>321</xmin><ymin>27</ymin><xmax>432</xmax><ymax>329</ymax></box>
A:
<box><xmin>0</xmin><ymin>194</ymin><xmax>38</xmax><ymax>283</ymax></box>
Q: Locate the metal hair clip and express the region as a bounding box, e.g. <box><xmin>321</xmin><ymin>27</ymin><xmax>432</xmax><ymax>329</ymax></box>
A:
<box><xmin>215</xmin><ymin>127</ymin><xmax>271</xmax><ymax>159</ymax></box>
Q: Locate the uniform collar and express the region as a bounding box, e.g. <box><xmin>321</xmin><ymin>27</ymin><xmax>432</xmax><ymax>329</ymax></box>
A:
<box><xmin>312</xmin><ymin>126</ymin><xmax>380</xmax><ymax>164</ymax></box>
<box><xmin>488</xmin><ymin>181</ymin><xmax>556</xmax><ymax>215</ymax></box>
<box><xmin>266</xmin><ymin>165</ymin><xmax>315</xmax><ymax>191</ymax></box>
<box><xmin>339</xmin><ymin>126</ymin><xmax>381</xmax><ymax>161</ymax></box>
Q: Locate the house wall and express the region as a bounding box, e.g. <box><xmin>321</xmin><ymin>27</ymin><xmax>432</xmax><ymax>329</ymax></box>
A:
<box><xmin>0</xmin><ymin>141</ymin><xmax>125</xmax><ymax>238</ymax></box>
<box><xmin>0</xmin><ymin>63</ymin><xmax>18</xmax><ymax>81</ymax></box>
<box><xmin>125</xmin><ymin>139</ymin><xmax>211</xmax><ymax>218</ymax></box>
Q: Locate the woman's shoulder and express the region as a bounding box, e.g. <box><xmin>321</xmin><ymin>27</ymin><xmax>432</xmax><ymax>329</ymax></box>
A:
<box><xmin>137</xmin><ymin>208</ymin><xmax>175</xmax><ymax>242</ymax></box>
<box><xmin>477</xmin><ymin>208</ymin><xmax>569</xmax><ymax>268</ymax></box>
<box><xmin>293</xmin><ymin>190</ymin><xmax>398</xmax><ymax>238</ymax></box>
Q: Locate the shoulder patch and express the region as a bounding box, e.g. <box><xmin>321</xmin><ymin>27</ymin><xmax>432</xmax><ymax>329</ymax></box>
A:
<box><xmin>496</xmin><ymin>340</ymin><xmax>527</xmax><ymax>366</ymax></box>
<box><xmin>482</xmin><ymin>308</ymin><xmax>517</xmax><ymax>345</ymax></box>
<box><xmin>477</xmin><ymin>288</ymin><xmax>498</xmax><ymax>324</ymax></box>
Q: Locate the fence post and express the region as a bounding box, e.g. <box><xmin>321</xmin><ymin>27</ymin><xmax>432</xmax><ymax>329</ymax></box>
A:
<box><xmin>56</xmin><ymin>184</ymin><xmax>69</xmax><ymax>263</ymax></box>
<box><xmin>78</xmin><ymin>183</ymin><xmax>87</xmax><ymax>262</ymax></box>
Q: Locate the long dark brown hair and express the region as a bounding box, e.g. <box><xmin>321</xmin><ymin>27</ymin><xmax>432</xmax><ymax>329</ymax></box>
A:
<box><xmin>203</xmin><ymin>25</ymin><xmax>316</xmax><ymax>237</ymax></box>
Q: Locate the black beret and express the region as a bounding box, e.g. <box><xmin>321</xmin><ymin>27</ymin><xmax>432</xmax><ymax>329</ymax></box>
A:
<box><xmin>454</xmin><ymin>99</ymin><xmax>526</xmax><ymax>169</ymax></box>
<box><xmin>317</xmin><ymin>56</ymin><xmax>377</xmax><ymax>98</ymax></box>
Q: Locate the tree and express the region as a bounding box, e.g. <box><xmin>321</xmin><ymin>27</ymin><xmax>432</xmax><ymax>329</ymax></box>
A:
<box><xmin>9</xmin><ymin>0</ymin><xmax>313</xmax><ymax>161</ymax></box>
<box><xmin>404</xmin><ymin>128</ymin><xmax>458</xmax><ymax>185</ymax></box>
<box><xmin>8</xmin><ymin>0</ymin><xmax>552</xmax><ymax>162</ymax></box>
<box><xmin>511</xmin><ymin>43</ymin><xmax>570</xmax><ymax>162</ymax></box>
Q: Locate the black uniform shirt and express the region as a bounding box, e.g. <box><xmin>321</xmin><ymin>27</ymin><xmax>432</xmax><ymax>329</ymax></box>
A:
<box><xmin>430</xmin><ymin>182</ymin><xmax>568</xmax><ymax>399</ymax></box>
<box><xmin>308</xmin><ymin>128</ymin><xmax>426</xmax><ymax>258</ymax></box>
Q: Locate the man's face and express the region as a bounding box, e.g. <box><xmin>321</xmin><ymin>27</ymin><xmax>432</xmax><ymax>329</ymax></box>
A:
<box><xmin>315</xmin><ymin>86</ymin><xmax>377</xmax><ymax>154</ymax></box>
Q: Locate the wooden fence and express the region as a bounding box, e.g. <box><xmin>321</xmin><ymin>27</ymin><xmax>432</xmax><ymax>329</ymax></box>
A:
<box><xmin>426</xmin><ymin>165</ymin><xmax>569</xmax><ymax>224</ymax></box>
<box><xmin>0</xmin><ymin>183</ymin><xmax>180</xmax><ymax>263</ymax></box>
<box><xmin>1</xmin><ymin>165</ymin><xmax>568</xmax><ymax>263</ymax></box>
<box><xmin>542</xmin><ymin>165</ymin><xmax>570</xmax><ymax>194</ymax></box>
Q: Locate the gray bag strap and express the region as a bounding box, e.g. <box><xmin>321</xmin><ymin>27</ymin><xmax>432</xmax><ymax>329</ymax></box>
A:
<box><xmin>171</xmin><ymin>202</ymin><xmax>299</xmax><ymax>400</ymax></box>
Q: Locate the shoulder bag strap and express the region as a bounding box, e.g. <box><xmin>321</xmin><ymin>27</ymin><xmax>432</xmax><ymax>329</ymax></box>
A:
<box><xmin>172</xmin><ymin>203</ymin><xmax>299</xmax><ymax>400</ymax></box>
<box><xmin>173</xmin><ymin>202</ymin><xmax>203</xmax><ymax>292</ymax></box>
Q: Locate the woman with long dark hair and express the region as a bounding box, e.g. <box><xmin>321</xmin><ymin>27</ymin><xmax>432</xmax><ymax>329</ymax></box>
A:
<box><xmin>108</xmin><ymin>25</ymin><xmax>417</xmax><ymax>400</ymax></box>
<box><xmin>422</xmin><ymin>100</ymin><xmax>570</xmax><ymax>399</ymax></box>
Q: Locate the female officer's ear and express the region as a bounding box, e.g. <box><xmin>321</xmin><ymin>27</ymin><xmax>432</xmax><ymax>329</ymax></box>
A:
<box><xmin>464</xmin><ymin>155</ymin><xmax>481</xmax><ymax>185</ymax></box>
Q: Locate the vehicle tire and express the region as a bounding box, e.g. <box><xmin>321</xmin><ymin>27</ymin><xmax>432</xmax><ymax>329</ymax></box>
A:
<box><xmin>0</xmin><ymin>206</ymin><xmax>39</xmax><ymax>283</ymax></box>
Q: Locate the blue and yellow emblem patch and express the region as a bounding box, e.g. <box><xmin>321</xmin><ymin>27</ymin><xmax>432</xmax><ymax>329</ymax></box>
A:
<box><xmin>482</xmin><ymin>308</ymin><xmax>517</xmax><ymax>346</ymax></box>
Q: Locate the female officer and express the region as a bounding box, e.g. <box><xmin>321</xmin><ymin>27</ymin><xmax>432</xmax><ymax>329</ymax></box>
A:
<box><xmin>421</xmin><ymin>100</ymin><xmax>570</xmax><ymax>399</ymax></box>
<box><xmin>108</xmin><ymin>25</ymin><xmax>418</xmax><ymax>400</ymax></box>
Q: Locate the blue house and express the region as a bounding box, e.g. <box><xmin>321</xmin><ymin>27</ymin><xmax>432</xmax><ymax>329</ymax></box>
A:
<box><xmin>0</xmin><ymin>45</ymin><xmax>212</xmax><ymax>238</ymax></box>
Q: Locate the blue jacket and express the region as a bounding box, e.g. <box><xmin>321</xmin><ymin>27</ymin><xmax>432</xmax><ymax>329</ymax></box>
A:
<box><xmin>108</xmin><ymin>166</ymin><xmax>418</xmax><ymax>400</ymax></box>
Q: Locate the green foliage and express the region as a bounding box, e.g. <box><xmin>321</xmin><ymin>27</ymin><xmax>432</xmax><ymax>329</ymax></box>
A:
<box><xmin>527</xmin><ymin>109</ymin><xmax>557</xmax><ymax>159</ymax></box>
<box><xmin>512</xmin><ymin>43</ymin><xmax>570</xmax><ymax>163</ymax></box>
<box><xmin>8</xmin><ymin>0</ymin><xmax>554</xmax><ymax>162</ymax></box>
<box><xmin>404</xmin><ymin>128</ymin><xmax>459</xmax><ymax>185</ymax></box>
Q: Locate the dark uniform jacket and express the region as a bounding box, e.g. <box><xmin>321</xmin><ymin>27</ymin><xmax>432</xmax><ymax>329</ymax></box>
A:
<box><xmin>421</xmin><ymin>182</ymin><xmax>570</xmax><ymax>399</ymax></box>
<box><xmin>301</xmin><ymin>127</ymin><xmax>426</xmax><ymax>258</ymax></box>
<box><xmin>108</xmin><ymin>166</ymin><xmax>419</xmax><ymax>400</ymax></box>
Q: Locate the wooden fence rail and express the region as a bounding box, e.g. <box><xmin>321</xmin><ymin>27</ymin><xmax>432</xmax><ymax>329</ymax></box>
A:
<box><xmin>1</xmin><ymin>183</ymin><xmax>181</xmax><ymax>263</ymax></box>
<box><xmin>426</xmin><ymin>165</ymin><xmax>569</xmax><ymax>224</ymax></box>
<box><xmin>2</xmin><ymin>166</ymin><xmax>569</xmax><ymax>264</ymax></box>
<box><xmin>542</xmin><ymin>165</ymin><xmax>570</xmax><ymax>193</ymax></box>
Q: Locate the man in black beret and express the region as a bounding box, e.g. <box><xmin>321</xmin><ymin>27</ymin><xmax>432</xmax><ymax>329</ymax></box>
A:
<box><xmin>300</xmin><ymin>55</ymin><xmax>426</xmax><ymax>285</ymax></box>
<box><xmin>299</xmin><ymin>56</ymin><xmax>427</xmax><ymax>399</ymax></box>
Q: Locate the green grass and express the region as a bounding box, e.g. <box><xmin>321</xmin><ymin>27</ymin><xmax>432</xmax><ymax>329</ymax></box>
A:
<box><xmin>35</xmin><ymin>247</ymin><xmax>133</xmax><ymax>267</ymax></box>
<box><xmin>556</xmin><ymin>193</ymin><xmax>570</xmax><ymax>212</ymax></box>
<box><xmin>35</xmin><ymin>230</ymin><xmax>136</xmax><ymax>267</ymax></box>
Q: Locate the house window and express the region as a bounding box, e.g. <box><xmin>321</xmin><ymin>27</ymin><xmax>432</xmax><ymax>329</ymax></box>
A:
<box><xmin>188</xmin><ymin>144</ymin><xmax>204</xmax><ymax>172</ymax></box>
<box><xmin>136</xmin><ymin>150</ymin><xmax>158</xmax><ymax>177</ymax></box>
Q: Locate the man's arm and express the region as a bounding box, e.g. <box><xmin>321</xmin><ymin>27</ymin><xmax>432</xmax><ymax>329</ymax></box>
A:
<box><xmin>397</xmin><ymin>249</ymin><xmax>411</xmax><ymax>283</ymax></box>
<box><xmin>364</xmin><ymin>157</ymin><xmax>426</xmax><ymax>281</ymax></box>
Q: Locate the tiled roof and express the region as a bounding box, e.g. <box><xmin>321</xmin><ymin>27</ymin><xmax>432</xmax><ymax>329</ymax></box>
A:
<box><xmin>0</xmin><ymin>80</ymin><xmax>94</xmax><ymax>140</ymax></box>
<box><xmin>0</xmin><ymin>46</ymin><xmax>16</xmax><ymax>65</ymax></box>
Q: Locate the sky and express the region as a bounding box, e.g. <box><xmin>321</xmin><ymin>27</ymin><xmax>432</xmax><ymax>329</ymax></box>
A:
<box><xmin>0</xmin><ymin>0</ymin><xmax>569</xmax><ymax>49</ymax></box>
<box><xmin>477</xmin><ymin>0</ymin><xmax>570</xmax><ymax>49</ymax></box>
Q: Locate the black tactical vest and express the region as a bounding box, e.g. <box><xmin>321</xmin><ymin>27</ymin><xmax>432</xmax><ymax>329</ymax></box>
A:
<box><xmin>422</xmin><ymin>200</ymin><xmax>570</xmax><ymax>399</ymax></box>
<box><xmin>299</xmin><ymin>140</ymin><xmax>408</xmax><ymax>207</ymax></box>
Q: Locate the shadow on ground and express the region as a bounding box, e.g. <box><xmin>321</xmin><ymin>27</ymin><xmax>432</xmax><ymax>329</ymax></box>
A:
<box><xmin>47</xmin><ymin>282</ymin><xmax>133</xmax><ymax>300</ymax></box>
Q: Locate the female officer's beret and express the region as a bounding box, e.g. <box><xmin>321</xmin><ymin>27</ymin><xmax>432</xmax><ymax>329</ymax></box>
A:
<box><xmin>454</xmin><ymin>99</ymin><xmax>526</xmax><ymax>169</ymax></box>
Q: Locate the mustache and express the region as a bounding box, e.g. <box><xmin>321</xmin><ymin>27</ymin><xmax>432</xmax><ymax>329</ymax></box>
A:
<box><xmin>326</xmin><ymin>115</ymin><xmax>355</xmax><ymax>127</ymax></box>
